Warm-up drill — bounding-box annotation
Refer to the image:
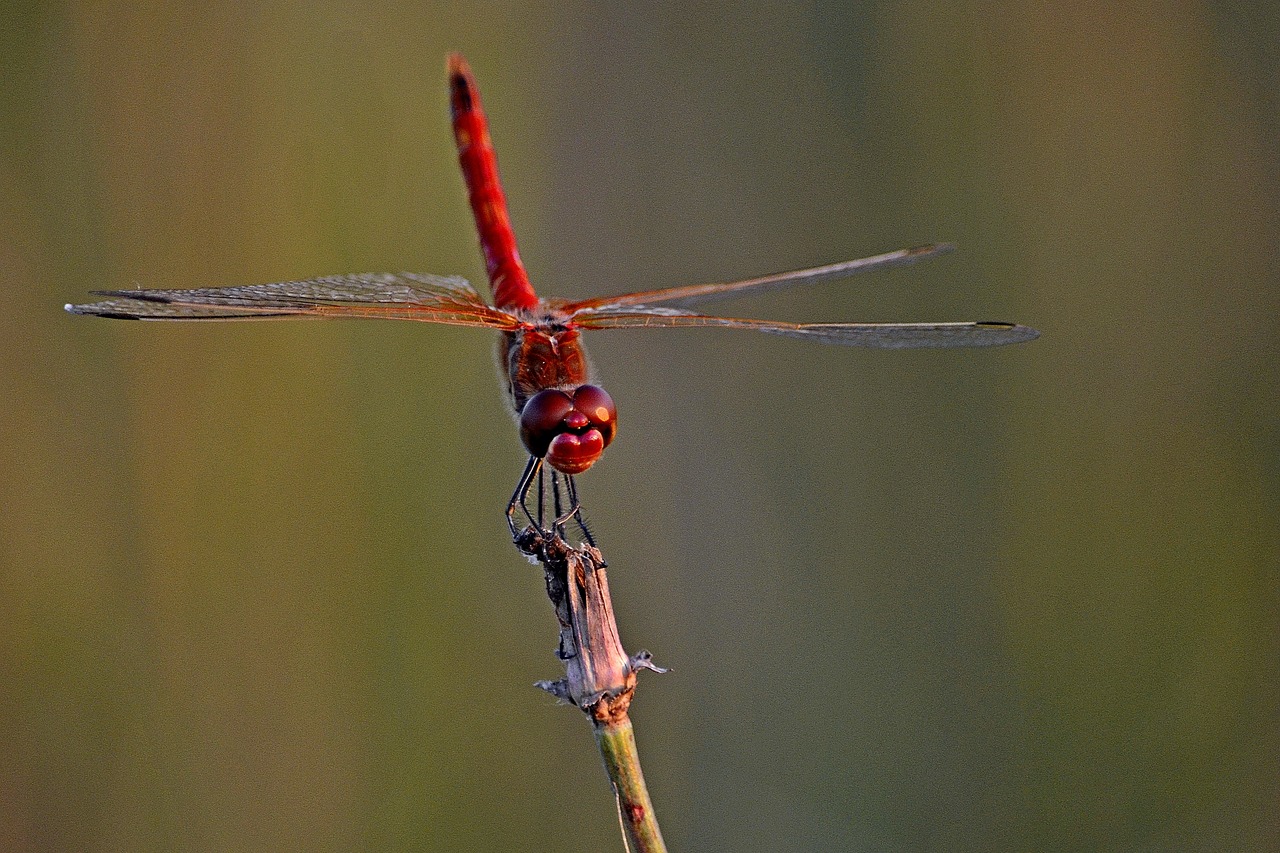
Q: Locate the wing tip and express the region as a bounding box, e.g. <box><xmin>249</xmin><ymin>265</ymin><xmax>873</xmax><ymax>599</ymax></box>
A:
<box><xmin>976</xmin><ymin>321</ymin><xmax>1040</xmax><ymax>343</ymax></box>
<box><xmin>911</xmin><ymin>242</ymin><xmax>957</xmax><ymax>258</ymax></box>
<box><xmin>66</xmin><ymin>302</ymin><xmax>143</xmax><ymax>320</ymax></box>
<box><xmin>65</xmin><ymin>302</ymin><xmax>102</xmax><ymax>317</ymax></box>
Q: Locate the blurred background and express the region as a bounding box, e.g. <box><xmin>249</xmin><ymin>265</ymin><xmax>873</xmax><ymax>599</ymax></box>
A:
<box><xmin>2</xmin><ymin>2</ymin><xmax>1276</xmax><ymax>850</ymax></box>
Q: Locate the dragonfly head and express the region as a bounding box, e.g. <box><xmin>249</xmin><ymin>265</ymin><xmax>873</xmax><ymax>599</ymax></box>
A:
<box><xmin>519</xmin><ymin>385</ymin><xmax>617</xmax><ymax>475</ymax></box>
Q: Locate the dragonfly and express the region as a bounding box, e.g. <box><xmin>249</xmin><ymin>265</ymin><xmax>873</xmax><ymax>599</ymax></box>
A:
<box><xmin>66</xmin><ymin>53</ymin><xmax>1038</xmax><ymax>547</ymax></box>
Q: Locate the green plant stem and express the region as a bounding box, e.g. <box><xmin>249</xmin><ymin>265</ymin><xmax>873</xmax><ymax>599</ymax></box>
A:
<box><xmin>595</xmin><ymin>716</ymin><xmax>667</xmax><ymax>853</ymax></box>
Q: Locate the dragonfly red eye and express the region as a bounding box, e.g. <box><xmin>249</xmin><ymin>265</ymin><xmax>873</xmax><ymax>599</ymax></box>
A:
<box><xmin>572</xmin><ymin>385</ymin><xmax>617</xmax><ymax>448</ymax></box>
<box><xmin>519</xmin><ymin>390</ymin><xmax>575</xmax><ymax>457</ymax></box>
<box><xmin>518</xmin><ymin>385</ymin><xmax>619</xmax><ymax>475</ymax></box>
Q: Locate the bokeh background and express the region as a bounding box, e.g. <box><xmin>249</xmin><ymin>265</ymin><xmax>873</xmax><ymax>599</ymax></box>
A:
<box><xmin>3</xmin><ymin>2</ymin><xmax>1276</xmax><ymax>851</ymax></box>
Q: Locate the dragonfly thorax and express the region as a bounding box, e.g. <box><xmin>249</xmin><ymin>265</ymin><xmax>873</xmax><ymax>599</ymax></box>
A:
<box><xmin>502</xmin><ymin>325</ymin><xmax>590</xmax><ymax>412</ymax></box>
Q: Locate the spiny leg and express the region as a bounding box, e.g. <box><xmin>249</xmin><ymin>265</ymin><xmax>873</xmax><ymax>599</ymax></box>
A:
<box><xmin>550</xmin><ymin>471</ymin><xmax>568</xmax><ymax>540</ymax></box>
<box><xmin>507</xmin><ymin>456</ymin><xmax>600</xmax><ymax>551</ymax></box>
<box><xmin>536</xmin><ymin>463</ymin><xmax>547</xmax><ymax>530</ymax></box>
<box><xmin>548</xmin><ymin>472</ymin><xmax>599</xmax><ymax>550</ymax></box>
<box><xmin>507</xmin><ymin>455</ymin><xmax>544</xmax><ymax>540</ymax></box>
<box><xmin>564</xmin><ymin>475</ymin><xmax>600</xmax><ymax>549</ymax></box>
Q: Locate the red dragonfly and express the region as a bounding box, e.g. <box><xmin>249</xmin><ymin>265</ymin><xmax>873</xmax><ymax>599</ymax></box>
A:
<box><xmin>67</xmin><ymin>54</ymin><xmax>1038</xmax><ymax>545</ymax></box>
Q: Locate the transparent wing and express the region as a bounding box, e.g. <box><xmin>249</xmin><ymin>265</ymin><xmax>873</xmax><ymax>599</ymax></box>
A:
<box><xmin>561</xmin><ymin>243</ymin><xmax>954</xmax><ymax>311</ymax></box>
<box><xmin>65</xmin><ymin>272</ymin><xmax>522</xmax><ymax>329</ymax></box>
<box><xmin>571</xmin><ymin>306</ymin><xmax>1039</xmax><ymax>348</ymax></box>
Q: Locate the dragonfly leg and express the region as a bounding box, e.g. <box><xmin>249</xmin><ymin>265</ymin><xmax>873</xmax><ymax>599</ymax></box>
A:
<box><xmin>550</xmin><ymin>471</ymin><xmax>568</xmax><ymax>540</ymax></box>
<box><xmin>551</xmin><ymin>474</ymin><xmax>600</xmax><ymax>551</ymax></box>
<box><xmin>565</xmin><ymin>476</ymin><xmax>599</xmax><ymax>548</ymax></box>
<box><xmin>507</xmin><ymin>455</ymin><xmax>544</xmax><ymax>540</ymax></box>
<box><xmin>535</xmin><ymin>464</ymin><xmax>546</xmax><ymax>530</ymax></box>
<box><xmin>508</xmin><ymin>458</ymin><xmax>600</xmax><ymax>554</ymax></box>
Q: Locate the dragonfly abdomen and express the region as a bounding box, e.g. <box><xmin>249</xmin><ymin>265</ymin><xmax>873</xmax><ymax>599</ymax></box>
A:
<box><xmin>448</xmin><ymin>54</ymin><xmax>539</xmax><ymax>313</ymax></box>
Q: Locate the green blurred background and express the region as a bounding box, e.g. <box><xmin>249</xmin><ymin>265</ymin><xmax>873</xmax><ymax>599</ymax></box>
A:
<box><xmin>3</xmin><ymin>2</ymin><xmax>1276</xmax><ymax>851</ymax></box>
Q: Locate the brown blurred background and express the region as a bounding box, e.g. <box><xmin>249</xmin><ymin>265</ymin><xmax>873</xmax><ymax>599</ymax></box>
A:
<box><xmin>2</xmin><ymin>2</ymin><xmax>1276</xmax><ymax>851</ymax></box>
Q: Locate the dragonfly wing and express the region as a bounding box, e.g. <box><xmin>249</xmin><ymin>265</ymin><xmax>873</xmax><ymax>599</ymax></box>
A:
<box><xmin>66</xmin><ymin>272</ymin><xmax>522</xmax><ymax>329</ymax></box>
<box><xmin>572</xmin><ymin>306</ymin><xmax>1039</xmax><ymax>348</ymax></box>
<box><xmin>560</xmin><ymin>243</ymin><xmax>955</xmax><ymax>311</ymax></box>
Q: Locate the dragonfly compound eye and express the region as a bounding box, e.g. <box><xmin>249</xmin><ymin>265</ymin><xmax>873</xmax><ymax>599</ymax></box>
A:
<box><xmin>572</xmin><ymin>385</ymin><xmax>617</xmax><ymax>448</ymax></box>
<box><xmin>518</xmin><ymin>385</ymin><xmax>619</xmax><ymax>475</ymax></box>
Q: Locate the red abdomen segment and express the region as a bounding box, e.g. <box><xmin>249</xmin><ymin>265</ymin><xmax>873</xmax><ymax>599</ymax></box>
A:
<box><xmin>448</xmin><ymin>54</ymin><xmax>538</xmax><ymax>311</ymax></box>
